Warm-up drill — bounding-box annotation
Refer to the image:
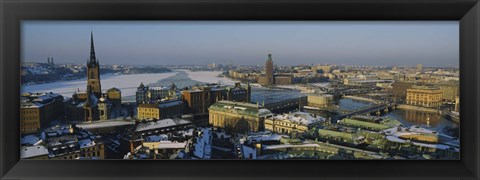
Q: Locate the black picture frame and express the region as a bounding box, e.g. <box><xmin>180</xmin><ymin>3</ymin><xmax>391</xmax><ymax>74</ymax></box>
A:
<box><xmin>1</xmin><ymin>0</ymin><xmax>479</xmax><ymax>179</ymax></box>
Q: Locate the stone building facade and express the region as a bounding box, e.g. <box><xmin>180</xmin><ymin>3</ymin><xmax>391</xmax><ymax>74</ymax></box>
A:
<box><xmin>208</xmin><ymin>100</ymin><xmax>272</xmax><ymax>132</ymax></box>
<box><xmin>406</xmin><ymin>85</ymin><xmax>443</xmax><ymax>107</ymax></box>
<box><xmin>20</xmin><ymin>92</ymin><xmax>64</xmax><ymax>134</ymax></box>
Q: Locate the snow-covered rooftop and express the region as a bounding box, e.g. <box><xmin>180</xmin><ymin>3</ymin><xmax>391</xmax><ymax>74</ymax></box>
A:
<box><xmin>135</xmin><ymin>119</ymin><xmax>192</xmax><ymax>132</ymax></box>
<box><xmin>78</xmin><ymin>139</ymin><xmax>96</xmax><ymax>148</ymax></box>
<box><xmin>158</xmin><ymin>100</ymin><xmax>183</xmax><ymax>108</ymax></box>
<box><xmin>247</xmin><ymin>134</ymin><xmax>285</xmax><ymax>143</ymax></box>
<box><xmin>149</xmin><ymin>86</ymin><xmax>169</xmax><ymax>91</ymax></box>
<box><xmin>21</xmin><ymin>145</ymin><xmax>49</xmax><ymax>158</ymax></box>
<box><xmin>263</xmin><ymin>143</ymin><xmax>321</xmax><ymax>150</ymax></box>
<box><xmin>21</xmin><ymin>135</ymin><xmax>42</xmax><ymax>146</ymax></box>
<box><xmin>241</xmin><ymin>144</ymin><xmax>256</xmax><ymax>159</ymax></box>
<box><xmin>411</xmin><ymin>142</ymin><xmax>456</xmax><ymax>151</ymax></box>
<box><xmin>154</xmin><ymin>141</ymin><xmax>187</xmax><ymax>149</ymax></box>
<box><xmin>269</xmin><ymin>111</ymin><xmax>325</xmax><ymax>125</ymax></box>
<box><xmin>386</xmin><ymin>135</ymin><xmax>408</xmax><ymax>143</ymax></box>
<box><xmin>144</xmin><ymin>134</ymin><xmax>169</xmax><ymax>142</ymax></box>
<box><xmin>193</xmin><ymin>128</ymin><xmax>212</xmax><ymax>159</ymax></box>
<box><xmin>76</xmin><ymin>120</ymin><xmax>135</xmax><ymax>129</ymax></box>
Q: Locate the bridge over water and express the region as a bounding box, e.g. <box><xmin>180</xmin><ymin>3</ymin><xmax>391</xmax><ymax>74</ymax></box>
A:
<box><xmin>263</xmin><ymin>96</ymin><xmax>308</xmax><ymax>114</ymax></box>
<box><xmin>332</xmin><ymin>103</ymin><xmax>396</xmax><ymax>122</ymax></box>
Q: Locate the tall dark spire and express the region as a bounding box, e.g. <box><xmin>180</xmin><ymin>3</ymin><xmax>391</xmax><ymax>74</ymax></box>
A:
<box><xmin>89</xmin><ymin>31</ymin><xmax>97</xmax><ymax>65</ymax></box>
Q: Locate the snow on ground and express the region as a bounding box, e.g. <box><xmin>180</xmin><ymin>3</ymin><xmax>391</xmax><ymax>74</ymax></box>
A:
<box><xmin>179</xmin><ymin>69</ymin><xmax>236</xmax><ymax>85</ymax></box>
<box><xmin>21</xmin><ymin>72</ymin><xmax>178</xmax><ymax>97</ymax></box>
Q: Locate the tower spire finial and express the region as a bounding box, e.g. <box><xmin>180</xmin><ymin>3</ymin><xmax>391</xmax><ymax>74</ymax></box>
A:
<box><xmin>89</xmin><ymin>31</ymin><xmax>96</xmax><ymax>65</ymax></box>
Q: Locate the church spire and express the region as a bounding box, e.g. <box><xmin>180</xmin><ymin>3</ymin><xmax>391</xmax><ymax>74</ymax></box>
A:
<box><xmin>89</xmin><ymin>31</ymin><xmax>97</xmax><ymax>65</ymax></box>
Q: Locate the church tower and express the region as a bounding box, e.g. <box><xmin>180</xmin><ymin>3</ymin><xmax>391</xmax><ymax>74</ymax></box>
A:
<box><xmin>84</xmin><ymin>32</ymin><xmax>102</xmax><ymax>122</ymax></box>
<box><xmin>87</xmin><ymin>31</ymin><xmax>102</xmax><ymax>97</ymax></box>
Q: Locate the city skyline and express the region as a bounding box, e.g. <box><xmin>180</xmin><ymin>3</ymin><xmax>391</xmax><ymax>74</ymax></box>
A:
<box><xmin>22</xmin><ymin>21</ymin><xmax>458</xmax><ymax>67</ymax></box>
<box><xmin>20</xmin><ymin>31</ymin><xmax>460</xmax><ymax>160</ymax></box>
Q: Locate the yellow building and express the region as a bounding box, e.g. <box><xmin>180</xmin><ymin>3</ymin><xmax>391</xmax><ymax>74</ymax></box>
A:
<box><xmin>312</xmin><ymin>65</ymin><xmax>331</xmax><ymax>73</ymax></box>
<box><xmin>137</xmin><ymin>100</ymin><xmax>185</xmax><ymax>120</ymax></box>
<box><xmin>209</xmin><ymin>100</ymin><xmax>272</xmax><ymax>132</ymax></box>
<box><xmin>137</xmin><ymin>104</ymin><xmax>160</xmax><ymax>120</ymax></box>
<box><xmin>106</xmin><ymin>88</ymin><xmax>122</xmax><ymax>107</ymax></box>
<box><xmin>438</xmin><ymin>83</ymin><xmax>459</xmax><ymax>102</ymax></box>
<box><xmin>307</xmin><ymin>94</ymin><xmax>334</xmax><ymax>108</ymax></box>
<box><xmin>20</xmin><ymin>108</ymin><xmax>41</xmax><ymax>134</ymax></box>
<box><xmin>142</xmin><ymin>141</ymin><xmax>187</xmax><ymax>159</ymax></box>
<box><xmin>274</xmin><ymin>75</ymin><xmax>292</xmax><ymax>85</ymax></box>
<box><xmin>20</xmin><ymin>93</ymin><xmax>64</xmax><ymax>134</ymax></box>
<box><xmin>265</xmin><ymin>112</ymin><xmax>325</xmax><ymax>134</ymax></box>
<box><xmin>79</xmin><ymin>139</ymin><xmax>105</xmax><ymax>159</ymax></box>
<box><xmin>181</xmin><ymin>84</ymin><xmax>250</xmax><ymax>115</ymax></box>
<box><xmin>406</xmin><ymin>85</ymin><xmax>443</xmax><ymax>107</ymax></box>
<box><xmin>455</xmin><ymin>95</ymin><xmax>460</xmax><ymax>112</ymax></box>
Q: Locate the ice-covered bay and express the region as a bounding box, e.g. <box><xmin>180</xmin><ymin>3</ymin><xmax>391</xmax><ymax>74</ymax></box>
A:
<box><xmin>179</xmin><ymin>69</ymin><xmax>237</xmax><ymax>85</ymax></box>
<box><xmin>22</xmin><ymin>70</ymin><xmax>239</xmax><ymax>98</ymax></box>
<box><xmin>21</xmin><ymin>72</ymin><xmax>178</xmax><ymax>97</ymax></box>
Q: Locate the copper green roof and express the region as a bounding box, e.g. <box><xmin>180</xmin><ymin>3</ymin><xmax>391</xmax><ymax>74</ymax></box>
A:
<box><xmin>209</xmin><ymin>100</ymin><xmax>272</xmax><ymax>117</ymax></box>
<box><xmin>337</xmin><ymin>118</ymin><xmax>390</xmax><ymax>131</ymax></box>
<box><xmin>379</xmin><ymin>118</ymin><xmax>402</xmax><ymax>127</ymax></box>
<box><xmin>317</xmin><ymin>129</ymin><xmax>354</xmax><ymax>141</ymax></box>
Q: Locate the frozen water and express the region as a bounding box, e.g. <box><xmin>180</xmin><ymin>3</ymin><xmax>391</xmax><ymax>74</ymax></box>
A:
<box><xmin>179</xmin><ymin>69</ymin><xmax>236</xmax><ymax>85</ymax></box>
<box><xmin>21</xmin><ymin>72</ymin><xmax>178</xmax><ymax>97</ymax></box>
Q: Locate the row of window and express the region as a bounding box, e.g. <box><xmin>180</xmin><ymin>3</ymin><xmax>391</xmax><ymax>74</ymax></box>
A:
<box><xmin>21</xmin><ymin>127</ymin><xmax>39</xmax><ymax>133</ymax></box>
<box><xmin>22</xmin><ymin>121</ymin><xmax>39</xmax><ymax>127</ymax></box>
<box><xmin>57</xmin><ymin>154</ymin><xmax>78</xmax><ymax>159</ymax></box>
<box><xmin>139</xmin><ymin>108</ymin><xmax>159</xmax><ymax>112</ymax></box>
<box><xmin>21</xmin><ymin>115</ymin><xmax>40</xmax><ymax>121</ymax></box>
<box><xmin>85</xmin><ymin>151</ymin><xmax>101</xmax><ymax>157</ymax></box>
<box><xmin>22</xmin><ymin>110</ymin><xmax>39</xmax><ymax>115</ymax></box>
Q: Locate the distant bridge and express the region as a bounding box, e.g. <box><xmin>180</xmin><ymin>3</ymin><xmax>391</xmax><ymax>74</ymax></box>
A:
<box><xmin>264</xmin><ymin>96</ymin><xmax>308</xmax><ymax>114</ymax></box>
<box><xmin>332</xmin><ymin>103</ymin><xmax>396</xmax><ymax>122</ymax></box>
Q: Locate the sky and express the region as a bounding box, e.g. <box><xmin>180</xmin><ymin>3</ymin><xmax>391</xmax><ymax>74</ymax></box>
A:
<box><xmin>21</xmin><ymin>21</ymin><xmax>459</xmax><ymax>67</ymax></box>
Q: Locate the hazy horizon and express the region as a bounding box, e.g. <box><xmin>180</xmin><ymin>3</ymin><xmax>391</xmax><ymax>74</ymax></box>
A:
<box><xmin>22</xmin><ymin>21</ymin><xmax>459</xmax><ymax>67</ymax></box>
